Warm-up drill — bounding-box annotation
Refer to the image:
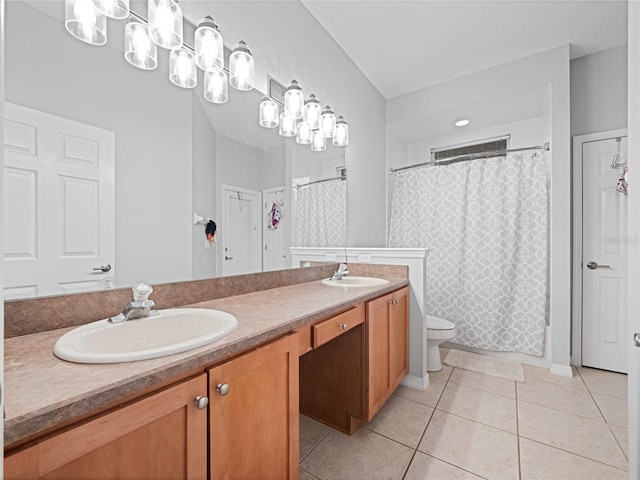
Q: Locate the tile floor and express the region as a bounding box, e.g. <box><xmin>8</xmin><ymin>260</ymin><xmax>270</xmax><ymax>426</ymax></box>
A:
<box><xmin>299</xmin><ymin>349</ymin><xmax>629</xmax><ymax>480</ymax></box>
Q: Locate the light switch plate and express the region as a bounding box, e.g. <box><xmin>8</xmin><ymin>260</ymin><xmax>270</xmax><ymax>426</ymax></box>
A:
<box><xmin>358</xmin><ymin>253</ymin><xmax>372</xmax><ymax>263</ymax></box>
<box><xmin>325</xmin><ymin>252</ymin><xmax>337</xmax><ymax>261</ymax></box>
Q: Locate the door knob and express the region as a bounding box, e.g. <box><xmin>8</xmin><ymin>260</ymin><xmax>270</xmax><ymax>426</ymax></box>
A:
<box><xmin>194</xmin><ymin>396</ymin><xmax>209</xmax><ymax>409</ymax></box>
<box><xmin>587</xmin><ymin>261</ymin><xmax>610</xmax><ymax>270</ymax></box>
<box><xmin>216</xmin><ymin>383</ymin><xmax>230</xmax><ymax>396</ymax></box>
<box><xmin>634</xmin><ymin>333</ymin><xmax>640</xmax><ymax>348</ymax></box>
<box><xmin>92</xmin><ymin>264</ymin><xmax>112</xmax><ymax>273</ymax></box>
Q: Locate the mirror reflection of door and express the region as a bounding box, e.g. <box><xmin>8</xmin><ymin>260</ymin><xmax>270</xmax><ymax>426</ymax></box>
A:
<box><xmin>3</xmin><ymin>103</ymin><xmax>115</xmax><ymax>300</ymax></box>
<box><xmin>221</xmin><ymin>185</ymin><xmax>262</xmax><ymax>277</ymax></box>
<box><xmin>263</xmin><ymin>187</ymin><xmax>287</xmax><ymax>272</ymax></box>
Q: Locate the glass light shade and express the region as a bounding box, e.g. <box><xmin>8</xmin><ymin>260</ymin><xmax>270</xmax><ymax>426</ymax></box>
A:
<box><xmin>148</xmin><ymin>0</ymin><xmax>183</xmax><ymax>49</ymax></box>
<box><xmin>124</xmin><ymin>22</ymin><xmax>157</xmax><ymax>70</ymax></box>
<box><xmin>333</xmin><ymin>116</ymin><xmax>349</xmax><ymax>146</ymax></box>
<box><xmin>169</xmin><ymin>47</ymin><xmax>197</xmax><ymax>88</ymax></box>
<box><xmin>259</xmin><ymin>98</ymin><xmax>279</xmax><ymax>128</ymax></box>
<box><xmin>296</xmin><ymin>121</ymin><xmax>312</xmax><ymax>145</ymax></box>
<box><xmin>284</xmin><ymin>80</ymin><xmax>304</xmax><ymax>119</ymax></box>
<box><xmin>204</xmin><ymin>70</ymin><xmax>228</xmax><ymax>103</ymax></box>
<box><xmin>195</xmin><ymin>17</ymin><xmax>224</xmax><ymax>72</ymax></box>
<box><xmin>311</xmin><ymin>129</ymin><xmax>326</xmax><ymax>152</ymax></box>
<box><xmin>303</xmin><ymin>94</ymin><xmax>321</xmax><ymax>129</ymax></box>
<box><xmin>320</xmin><ymin>105</ymin><xmax>336</xmax><ymax>138</ymax></box>
<box><xmin>65</xmin><ymin>0</ymin><xmax>107</xmax><ymax>46</ymax></box>
<box><xmin>92</xmin><ymin>0</ymin><xmax>129</xmax><ymax>19</ymax></box>
<box><xmin>229</xmin><ymin>41</ymin><xmax>255</xmax><ymax>91</ymax></box>
<box><xmin>279</xmin><ymin>112</ymin><xmax>297</xmax><ymax>137</ymax></box>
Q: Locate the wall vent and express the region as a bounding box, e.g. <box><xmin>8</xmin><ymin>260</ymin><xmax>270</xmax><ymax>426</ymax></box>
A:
<box><xmin>431</xmin><ymin>136</ymin><xmax>509</xmax><ymax>161</ymax></box>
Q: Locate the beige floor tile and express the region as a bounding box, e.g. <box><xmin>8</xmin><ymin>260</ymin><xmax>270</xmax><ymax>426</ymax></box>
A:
<box><xmin>517</xmin><ymin>377</ymin><xmax>602</xmax><ymax>420</ymax></box>
<box><xmin>301</xmin><ymin>428</ymin><xmax>413</xmax><ymax>480</ymax></box>
<box><xmin>364</xmin><ymin>395</ymin><xmax>433</xmax><ymax>448</ymax></box>
<box><xmin>300</xmin><ymin>468</ymin><xmax>321</xmax><ymax>480</ymax></box>
<box><xmin>518</xmin><ymin>401</ymin><xmax>628</xmax><ymax>470</ymax></box>
<box><xmin>395</xmin><ymin>378</ymin><xmax>446</xmax><ymax>408</ymax></box>
<box><xmin>592</xmin><ymin>392</ymin><xmax>628</xmax><ymax>428</ymax></box>
<box><xmin>430</xmin><ymin>363</ymin><xmax>453</xmax><ymax>382</ymax></box>
<box><xmin>523</xmin><ymin>364</ymin><xmax>587</xmax><ymax>390</ymax></box>
<box><xmin>440</xmin><ymin>347</ymin><xmax>449</xmax><ymax>360</ymax></box>
<box><xmin>578</xmin><ymin>367</ymin><xmax>627</xmax><ymax>399</ymax></box>
<box><xmin>299</xmin><ymin>415</ymin><xmax>332</xmax><ymax>460</ymax></box>
<box><xmin>437</xmin><ymin>382</ymin><xmax>517</xmax><ymax>433</ymax></box>
<box><xmin>404</xmin><ymin>452</ymin><xmax>483</xmax><ymax>480</ymax></box>
<box><xmin>519</xmin><ymin>437</ymin><xmax>627</xmax><ymax>480</ymax></box>
<box><xmin>449</xmin><ymin>367</ymin><xmax>516</xmax><ymax>398</ymax></box>
<box><xmin>610</xmin><ymin>425</ymin><xmax>629</xmax><ymax>459</ymax></box>
<box><xmin>418</xmin><ymin>410</ymin><xmax>519</xmax><ymax>479</ymax></box>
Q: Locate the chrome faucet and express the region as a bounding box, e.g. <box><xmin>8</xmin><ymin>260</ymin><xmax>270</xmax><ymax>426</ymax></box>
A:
<box><xmin>330</xmin><ymin>263</ymin><xmax>350</xmax><ymax>281</ymax></box>
<box><xmin>109</xmin><ymin>282</ymin><xmax>159</xmax><ymax>323</ymax></box>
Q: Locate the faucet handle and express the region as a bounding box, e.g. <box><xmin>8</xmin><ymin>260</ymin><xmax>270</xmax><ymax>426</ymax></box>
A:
<box><xmin>132</xmin><ymin>282</ymin><xmax>153</xmax><ymax>302</ymax></box>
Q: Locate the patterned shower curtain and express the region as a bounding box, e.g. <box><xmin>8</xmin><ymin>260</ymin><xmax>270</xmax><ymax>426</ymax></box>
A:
<box><xmin>294</xmin><ymin>179</ymin><xmax>347</xmax><ymax>247</ymax></box>
<box><xmin>389</xmin><ymin>151</ymin><xmax>549</xmax><ymax>355</ymax></box>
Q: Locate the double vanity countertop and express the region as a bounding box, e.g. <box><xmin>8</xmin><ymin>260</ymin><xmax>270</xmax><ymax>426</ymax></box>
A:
<box><xmin>4</xmin><ymin>276</ymin><xmax>408</xmax><ymax>448</ymax></box>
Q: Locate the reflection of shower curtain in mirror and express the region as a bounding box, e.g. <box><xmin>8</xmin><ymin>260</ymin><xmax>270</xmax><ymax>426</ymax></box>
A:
<box><xmin>294</xmin><ymin>180</ymin><xmax>346</xmax><ymax>247</ymax></box>
<box><xmin>389</xmin><ymin>151</ymin><xmax>549</xmax><ymax>355</ymax></box>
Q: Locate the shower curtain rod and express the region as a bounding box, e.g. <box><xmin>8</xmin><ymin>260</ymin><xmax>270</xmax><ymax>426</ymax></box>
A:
<box><xmin>389</xmin><ymin>142</ymin><xmax>550</xmax><ymax>174</ymax></box>
<box><xmin>294</xmin><ymin>176</ymin><xmax>346</xmax><ymax>189</ymax></box>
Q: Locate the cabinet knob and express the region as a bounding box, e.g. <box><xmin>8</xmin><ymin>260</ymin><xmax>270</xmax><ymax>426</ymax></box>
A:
<box><xmin>390</xmin><ymin>298</ymin><xmax>398</xmax><ymax>305</ymax></box>
<box><xmin>339</xmin><ymin>323</ymin><xmax>348</xmax><ymax>330</ymax></box>
<box><xmin>216</xmin><ymin>383</ymin><xmax>230</xmax><ymax>396</ymax></box>
<box><xmin>194</xmin><ymin>395</ymin><xmax>209</xmax><ymax>409</ymax></box>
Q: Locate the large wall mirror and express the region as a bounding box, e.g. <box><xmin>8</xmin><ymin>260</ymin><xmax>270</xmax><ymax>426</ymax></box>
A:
<box><xmin>3</xmin><ymin>0</ymin><xmax>347</xmax><ymax>300</ymax></box>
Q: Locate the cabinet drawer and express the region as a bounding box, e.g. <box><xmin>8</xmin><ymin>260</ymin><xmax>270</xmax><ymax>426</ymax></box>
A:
<box><xmin>313</xmin><ymin>304</ymin><xmax>364</xmax><ymax>348</ymax></box>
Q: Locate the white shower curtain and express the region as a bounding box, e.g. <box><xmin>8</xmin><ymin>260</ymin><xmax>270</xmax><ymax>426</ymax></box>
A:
<box><xmin>389</xmin><ymin>151</ymin><xmax>548</xmax><ymax>355</ymax></box>
<box><xmin>294</xmin><ymin>179</ymin><xmax>347</xmax><ymax>247</ymax></box>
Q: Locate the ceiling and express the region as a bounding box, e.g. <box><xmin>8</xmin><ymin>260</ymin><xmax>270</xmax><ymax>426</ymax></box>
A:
<box><xmin>301</xmin><ymin>0</ymin><xmax>628</xmax><ymax>100</ymax></box>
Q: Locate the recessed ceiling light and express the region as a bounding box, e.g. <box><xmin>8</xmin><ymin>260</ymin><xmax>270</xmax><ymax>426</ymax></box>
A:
<box><xmin>455</xmin><ymin>119</ymin><xmax>470</xmax><ymax>127</ymax></box>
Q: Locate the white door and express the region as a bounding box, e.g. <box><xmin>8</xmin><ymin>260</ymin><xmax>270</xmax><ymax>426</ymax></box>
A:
<box><xmin>581</xmin><ymin>134</ymin><xmax>628</xmax><ymax>373</ymax></box>
<box><xmin>3</xmin><ymin>103</ymin><xmax>115</xmax><ymax>299</ymax></box>
<box><xmin>221</xmin><ymin>185</ymin><xmax>261</xmax><ymax>276</ymax></box>
<box><xmin>263</xmin><ymin>187</ymin><xmax>288</xmax><ymax>272</ymax></box>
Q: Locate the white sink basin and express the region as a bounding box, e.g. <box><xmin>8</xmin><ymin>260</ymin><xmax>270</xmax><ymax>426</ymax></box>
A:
<box><xmin>53</xmin><ymin>308</ymin><xmax>238</xmax><ymax>364</ymax></box>
<box><xmin>321</xmin><ymin>276</ymin><xmax>390</xmax><ymax>288</ymax></box>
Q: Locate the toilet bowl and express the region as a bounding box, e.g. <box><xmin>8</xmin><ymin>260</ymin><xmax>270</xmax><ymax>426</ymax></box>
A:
<box><xmin>426</xmin><ymin>315</ymin><xmax>456</xmax><ymax>372</ymax></box>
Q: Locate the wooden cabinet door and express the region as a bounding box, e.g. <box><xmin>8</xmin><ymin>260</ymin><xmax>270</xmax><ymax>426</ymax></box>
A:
<box><xmin>208</xmin><ymin>334</ymin><xmax>299</xmax><ymax>480</ymax></box>
<box><xmin>366</xmin><ymin>287</ymin><xmax>410</xmax><ymax>421</ymax></box>
<box><xmin>4</xmin><ymin>374</ymin><xmax>208</xmax><ymax>480</ymax></box>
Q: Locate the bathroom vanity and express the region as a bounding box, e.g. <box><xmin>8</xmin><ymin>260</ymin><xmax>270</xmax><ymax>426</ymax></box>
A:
<box><xmin>3</xmin><ymin>271</ymin><xmax>409</xmax><ymax>480</ymax></box>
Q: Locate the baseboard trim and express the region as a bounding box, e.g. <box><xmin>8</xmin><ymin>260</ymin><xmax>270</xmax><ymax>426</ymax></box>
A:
<box><xmin>549</xmin><ymin>363</ymin><xmax>574</xmax><ymax>377</ymax></box>
<box><xmin>401</xmin><ymin>374</ymin><xmax>429</xmax><ymax>391</ymax></box>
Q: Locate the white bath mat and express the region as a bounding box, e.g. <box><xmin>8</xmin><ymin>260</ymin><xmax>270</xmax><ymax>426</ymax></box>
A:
<box><xmin>443</xmin><ymin>349</ymin><xmax>525</xmax><ymax>382</ymax></box>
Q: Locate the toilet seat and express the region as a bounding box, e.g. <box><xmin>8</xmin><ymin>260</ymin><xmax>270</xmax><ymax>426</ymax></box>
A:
<box><xmin>427</xmin><ymin>315</ymin><xmax>455</xmax><ymax>330</ymax></box>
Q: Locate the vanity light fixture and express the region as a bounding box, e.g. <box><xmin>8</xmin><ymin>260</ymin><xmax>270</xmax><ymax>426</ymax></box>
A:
<box><xmin>303</xmin><ymin>94</ymin><xmax>321</xmax><ymax>129</ymax></box>
<box><xmin>259</xmin><ymin>97</ymin><xmax>279</xmax><ymax>128</ymax></box>
<box><xmin>93</xmin><ymin>0</ymin><xmax>129</xmax><ymax>19</ymax></box>
<box><xmin>284</xmin><ymin>80</ymin><xmax>304</xmax><ymax>119</ymax></box>
<box><xmin>455</xmin><ymin>119</ymin><xmax>470</xmax><ymax>127</ymax></box>
<box><xmin>204</xmin><ymin>70</ymin><xmax>228</xmax><ymax>103</ymax></box>
<box><xmin>279</xmin><ymin>111</ymin><xmax>297</xmax><ymax>137</ymax></box>
<box><xmin>65</xmin><ymin>0</ymin><xmax>107</xmax><ymax>45</ymax></box>
<box><xmin>194</xmin><ymin>16</ymin><xmax>224</xmax><ymax>72</ymax></box>
<box><xmin>320</xmin><ymin>105</ymin><xmax>336</xmax><ymax>138</ymax></box>
<box><xmin>333</xmin><ymin>115</ymin><xmax>349</xmax><ymax>146</ymax></box>
<box><xmin>229</xmin><ymin>41</ymin><xmax>255</xmax><ymax>91</ymax></box>
<box><xmin>296</xmin><ymin>121</ymin><xmax>312</xmax><ymax>144</ymax></box>
<box><xmin>148</xmin><ymin>0</ymin><xmax>183</xmax><ymax>49</ymax></box>
<box><xmin>311</xmin><ymin>129</ymin><xmax>326</xmax><ymax>152</ymax></box>
<box><xmin>169</xmin><ymin>46</ymin><xmax>197</xmax><ymax>88</ymax></box>
<box><xmin>124</xmin><ymin>21</ymin><xmax>157</xmax><ymax>70</ymax></box>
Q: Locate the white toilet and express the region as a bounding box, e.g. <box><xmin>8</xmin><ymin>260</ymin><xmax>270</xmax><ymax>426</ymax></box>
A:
<box><xmin>426</xmin><ymin>315</ymin><xmax>457</xmax><ymax>371</ymax></box>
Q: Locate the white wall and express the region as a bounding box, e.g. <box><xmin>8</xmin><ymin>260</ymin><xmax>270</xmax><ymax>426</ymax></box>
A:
<box><xmin>571</xmin><ymin>45</ymin><xmax>628</xmax><ymax>137</ymax></box>
<box><xmin>0</xmin><ymin>0</ymin><xmax>5</xmax><ymax>464</ymax></box>
<box><xmin>6</xmin><ymin>1</ymin><xmax>193</xmax><ymax>287</ymax></box>
<box><xmin>386</xmin><ymin>47</ymin><xmax>572</xmax><ymax>372</ymax></box>
<box><xmin>181</xmin><ymin>1</ymin><xmax>388</xmax><ymax>248</ymax></box>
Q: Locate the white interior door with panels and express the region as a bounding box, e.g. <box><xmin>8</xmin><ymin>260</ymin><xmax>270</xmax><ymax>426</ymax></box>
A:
<box><xmin>573</xmin><ymin>130</ymin><xmax>628</xmax><ymax>373</ymax></box>
<box><xmin>3</xmin><ymin>102</ymin><xmax>115</xmax><ymax>299</ymax></box>
<box><xmin>263</xmin><ymin>186</ymin><xmax>287</xmax><ymax>272</ymax></box>
<box><xmin>221</xmin><ymin>184</ymin><xmax>262</xmax><ymax>276</ymax></box>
